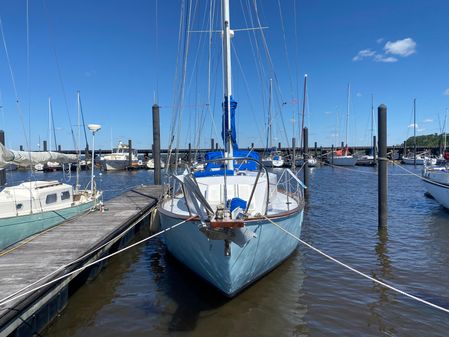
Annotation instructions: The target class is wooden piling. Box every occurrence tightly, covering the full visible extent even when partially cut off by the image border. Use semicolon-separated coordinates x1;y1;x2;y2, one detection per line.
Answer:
128;139;132;169
43;140;47;152
211;138;214;150
373;135;377;165
19;145;23;151
378;104;388;229
152;104;161;185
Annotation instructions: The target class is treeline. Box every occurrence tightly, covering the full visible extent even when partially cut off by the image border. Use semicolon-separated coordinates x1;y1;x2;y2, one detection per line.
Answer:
404;133;447;148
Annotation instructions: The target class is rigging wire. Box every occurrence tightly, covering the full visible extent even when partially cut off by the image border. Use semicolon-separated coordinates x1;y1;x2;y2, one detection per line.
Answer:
42;0;77;151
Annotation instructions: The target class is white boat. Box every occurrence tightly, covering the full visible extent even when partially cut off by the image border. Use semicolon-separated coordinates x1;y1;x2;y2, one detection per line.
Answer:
402;155;436;165
146;158;166;170
0;181;100;250
423;166;449;209
356;154;375;166
0;144;101;250
262;152;284;167
100;142;140;171
332;155;358;166
158;1;304;297
295;157;318;167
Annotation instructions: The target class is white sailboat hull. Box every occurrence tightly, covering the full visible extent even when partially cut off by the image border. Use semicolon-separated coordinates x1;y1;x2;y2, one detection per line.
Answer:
262;158;284;167
330;156;357;166
423;169;449;209
159;209;303;296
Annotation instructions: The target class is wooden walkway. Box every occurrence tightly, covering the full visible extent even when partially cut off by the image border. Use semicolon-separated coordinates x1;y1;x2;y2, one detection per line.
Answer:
0;185;164;336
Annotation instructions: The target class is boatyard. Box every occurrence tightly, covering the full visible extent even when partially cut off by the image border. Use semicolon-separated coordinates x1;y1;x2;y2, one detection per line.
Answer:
0;0;449;336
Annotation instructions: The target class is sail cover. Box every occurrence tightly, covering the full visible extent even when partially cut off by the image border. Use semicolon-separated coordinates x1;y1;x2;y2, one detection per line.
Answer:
0;143;77;168
222;96;238;150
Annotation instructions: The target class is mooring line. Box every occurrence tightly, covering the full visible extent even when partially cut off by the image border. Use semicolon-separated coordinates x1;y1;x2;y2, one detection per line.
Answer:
0;216;192;308
264;215;449;314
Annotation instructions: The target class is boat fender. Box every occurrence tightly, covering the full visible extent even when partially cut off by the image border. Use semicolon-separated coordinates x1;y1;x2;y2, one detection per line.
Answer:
138;160;143;166
149;207;161;233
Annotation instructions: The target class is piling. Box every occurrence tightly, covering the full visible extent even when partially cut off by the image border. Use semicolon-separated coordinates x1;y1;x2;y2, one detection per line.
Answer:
314;141;317;158
331;144;334;166
392;145;395;165
303;127;309;197
211;138;214;150
341;141;344;150
152;104;161;185
251;142;254;148
216;143;219;150
292;137;296;170
278;142;281;150
19;145;23;151
188;143;191;163
43;140;47;152
128;139;132;169
0;130;5;186
58;145;61;152
378;104;387;229
373;135;377;165
403;140;406;159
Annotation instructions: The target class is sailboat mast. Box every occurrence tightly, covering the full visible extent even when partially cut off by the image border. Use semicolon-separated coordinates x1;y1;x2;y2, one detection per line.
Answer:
345;83;350;155
444;108;447;152
48;97;52;152
371;94;374;150
76;92;81;193
268;78;273;149
222;0;233;169
300;74;307;148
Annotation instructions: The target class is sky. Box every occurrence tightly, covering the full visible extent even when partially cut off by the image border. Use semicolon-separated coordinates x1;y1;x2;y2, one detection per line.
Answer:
0;0;448;151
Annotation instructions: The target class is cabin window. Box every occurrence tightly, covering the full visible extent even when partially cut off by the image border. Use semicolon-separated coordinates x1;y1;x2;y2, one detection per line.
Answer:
16;203;23;210
46;193;57;204
61;191;71;200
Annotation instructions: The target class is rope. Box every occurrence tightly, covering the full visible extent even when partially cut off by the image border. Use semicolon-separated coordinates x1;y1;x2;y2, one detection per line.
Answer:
263;215;449;314
0;216;193;308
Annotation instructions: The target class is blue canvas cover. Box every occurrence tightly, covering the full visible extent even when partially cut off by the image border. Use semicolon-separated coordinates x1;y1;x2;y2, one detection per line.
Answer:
193;150;260;177
222;96;238;150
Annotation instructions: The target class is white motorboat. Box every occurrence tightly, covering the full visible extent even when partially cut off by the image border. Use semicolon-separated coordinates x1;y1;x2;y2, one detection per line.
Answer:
100;142;140;171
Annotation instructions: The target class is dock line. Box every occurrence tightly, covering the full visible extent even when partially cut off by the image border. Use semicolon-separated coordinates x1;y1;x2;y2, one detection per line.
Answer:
0;216;193;308
263;215;449;315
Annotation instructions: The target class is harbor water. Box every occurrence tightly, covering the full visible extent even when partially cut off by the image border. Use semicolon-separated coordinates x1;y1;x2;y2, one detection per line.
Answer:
8;165;449;336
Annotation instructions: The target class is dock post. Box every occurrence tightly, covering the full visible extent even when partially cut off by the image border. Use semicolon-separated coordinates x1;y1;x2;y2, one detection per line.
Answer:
278;142;281;150
373;135;377;165
292;137;296;170
303;127;309;196
20;145;23;151
341;141;344;150
251;142;254;148
152;104;161;185
0;130;5;187
331;144;334;166
392;145;395;165
314;141;317;158
378;104;388;229
216;142;219;150
58;145;61;152
188;143;192;164
43;140;47;152
211;138;214;150
128;139;132;169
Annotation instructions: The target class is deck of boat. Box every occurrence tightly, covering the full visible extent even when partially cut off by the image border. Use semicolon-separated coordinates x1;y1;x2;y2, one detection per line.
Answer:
0;185;164;336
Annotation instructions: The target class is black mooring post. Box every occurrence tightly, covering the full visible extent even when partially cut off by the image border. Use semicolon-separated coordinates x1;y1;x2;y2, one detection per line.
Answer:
292;137;296;170
378;104;388;229
20;145;23;151
0;130;6;186
251;142;254;148
216;142;219;150
278;142;281;150
58;145;61;152
188;143;192;164
152;104;161;185
128;139;132;169
373;135;377;165
341;141;344;150
392;145;395;165
43;140;47;152
303;127;309;197
211;138;214;150
314;141;317;158
331;144;334;166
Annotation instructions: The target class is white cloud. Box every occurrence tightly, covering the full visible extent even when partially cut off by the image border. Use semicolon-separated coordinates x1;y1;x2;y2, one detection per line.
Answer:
356;92;362;97
374;55;398;63
324;111;332;115
408;123;418;129
353;49;376;61
423;118;433;123
443;88;449;96
376;38;384;44
384;38;416;57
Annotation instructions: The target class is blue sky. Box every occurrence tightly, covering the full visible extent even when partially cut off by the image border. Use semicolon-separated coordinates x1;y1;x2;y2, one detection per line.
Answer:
0;0;448;150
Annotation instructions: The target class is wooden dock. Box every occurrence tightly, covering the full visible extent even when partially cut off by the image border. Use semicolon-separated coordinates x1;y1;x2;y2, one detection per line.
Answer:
0;185;164;337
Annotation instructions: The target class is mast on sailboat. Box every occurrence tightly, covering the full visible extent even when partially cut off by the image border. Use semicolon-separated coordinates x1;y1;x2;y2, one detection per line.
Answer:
371;94;374;153
345;83;351;156
268;78;273;150
222;0;234;170
300;74;307;150
413;98;416;165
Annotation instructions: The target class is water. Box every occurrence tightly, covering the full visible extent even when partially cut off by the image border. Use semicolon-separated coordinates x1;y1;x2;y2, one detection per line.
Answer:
9;166;449;336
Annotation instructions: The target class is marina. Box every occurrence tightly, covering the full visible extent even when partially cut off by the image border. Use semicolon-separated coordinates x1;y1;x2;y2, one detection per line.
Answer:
0;0;448;336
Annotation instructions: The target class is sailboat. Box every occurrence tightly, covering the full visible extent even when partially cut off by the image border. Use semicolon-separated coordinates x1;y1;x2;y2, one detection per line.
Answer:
0;144;101;250
332;83;357;166
158;1;305;297
402;99;436;165
261;79;284;168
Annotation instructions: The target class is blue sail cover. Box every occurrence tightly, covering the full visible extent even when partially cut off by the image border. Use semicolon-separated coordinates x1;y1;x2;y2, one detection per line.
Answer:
222;96;238;150
193;150;260;177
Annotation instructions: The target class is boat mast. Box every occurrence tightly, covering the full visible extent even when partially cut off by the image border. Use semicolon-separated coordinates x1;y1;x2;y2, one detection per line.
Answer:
300;74;307;149
444;108;448;153
268;78;273;149
413;98;416;165
371;94;374;152
76;92;81;193
48;97;52;152
345;83;350;155
222;0;233;170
